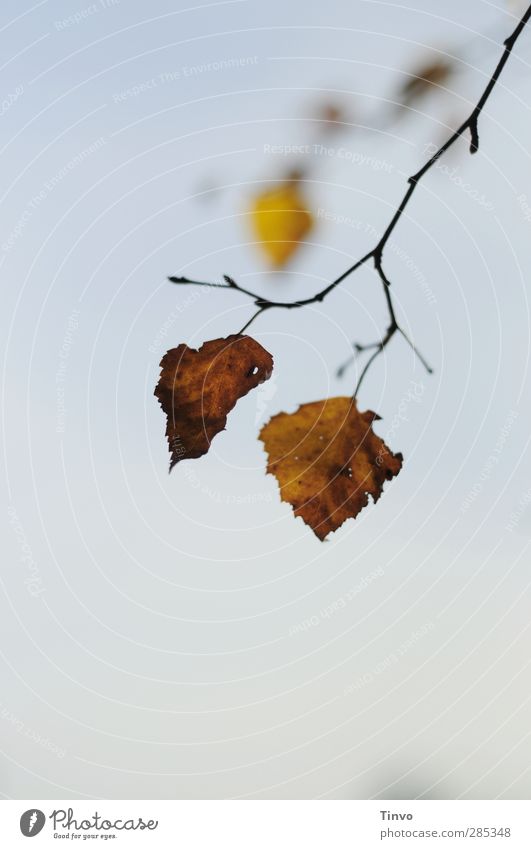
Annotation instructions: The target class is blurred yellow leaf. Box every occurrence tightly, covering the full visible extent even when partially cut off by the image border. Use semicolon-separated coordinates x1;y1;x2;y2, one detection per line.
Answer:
250;181;313;267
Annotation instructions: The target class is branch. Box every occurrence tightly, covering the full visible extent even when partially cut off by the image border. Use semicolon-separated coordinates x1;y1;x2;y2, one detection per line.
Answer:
341;256;434;395
168;4;531;393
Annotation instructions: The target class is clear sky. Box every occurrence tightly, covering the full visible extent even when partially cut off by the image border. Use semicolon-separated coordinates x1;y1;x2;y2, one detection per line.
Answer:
1;0;531;799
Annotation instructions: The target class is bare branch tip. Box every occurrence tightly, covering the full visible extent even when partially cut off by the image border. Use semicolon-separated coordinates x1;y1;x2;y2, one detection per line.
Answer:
469;121;479;154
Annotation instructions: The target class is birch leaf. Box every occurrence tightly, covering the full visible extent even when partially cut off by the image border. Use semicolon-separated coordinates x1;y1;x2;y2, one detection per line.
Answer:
260;397;402;540
155;335;273;471
250;181;313;267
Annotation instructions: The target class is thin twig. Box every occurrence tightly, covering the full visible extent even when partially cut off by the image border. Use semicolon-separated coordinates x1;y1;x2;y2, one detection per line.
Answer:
237;308;267;334
168;4;531;394
336;341;380;379
349;251;434;392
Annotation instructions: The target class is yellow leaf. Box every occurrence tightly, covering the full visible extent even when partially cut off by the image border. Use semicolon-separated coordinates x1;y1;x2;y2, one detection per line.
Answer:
250;182;313;267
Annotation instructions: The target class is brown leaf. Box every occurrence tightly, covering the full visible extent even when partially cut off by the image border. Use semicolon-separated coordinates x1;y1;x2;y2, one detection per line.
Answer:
259;397;402;540
249;181;313;267
399;58;453;106
313;100;348;134
155;335;273;471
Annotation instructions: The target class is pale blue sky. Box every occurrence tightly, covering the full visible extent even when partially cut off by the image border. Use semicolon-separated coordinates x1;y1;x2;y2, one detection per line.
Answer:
1;0;531;799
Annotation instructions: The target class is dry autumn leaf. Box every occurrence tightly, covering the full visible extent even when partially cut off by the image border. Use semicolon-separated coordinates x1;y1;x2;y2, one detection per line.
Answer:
155;335;273;471
250;181;313;267
260;397;402;540
399;58;453;107
313;100;348;134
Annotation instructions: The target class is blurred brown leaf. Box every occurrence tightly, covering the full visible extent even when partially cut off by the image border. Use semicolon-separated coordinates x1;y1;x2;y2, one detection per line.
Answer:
313;100;349;133
399;58;453;107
